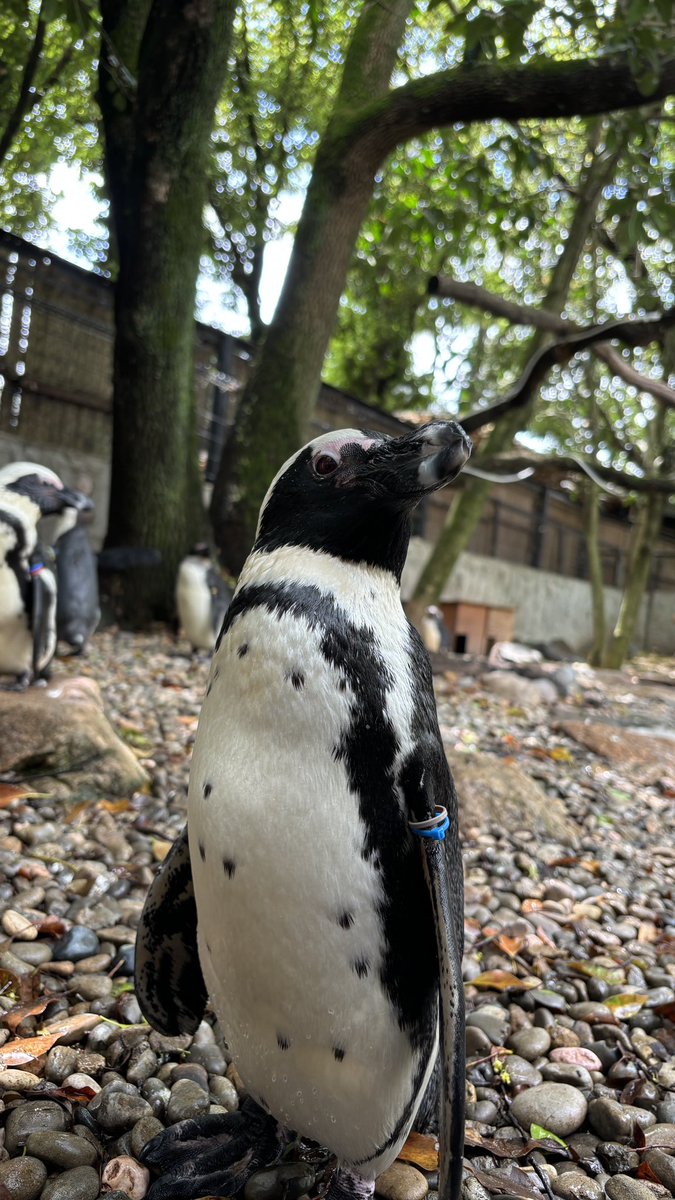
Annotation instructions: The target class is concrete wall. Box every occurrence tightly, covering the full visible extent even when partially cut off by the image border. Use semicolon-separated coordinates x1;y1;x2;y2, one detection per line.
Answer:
402;541;675;655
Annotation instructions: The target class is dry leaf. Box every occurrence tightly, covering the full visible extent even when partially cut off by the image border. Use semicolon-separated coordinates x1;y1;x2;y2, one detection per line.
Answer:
604;993;648;1019
2;997;51;1034
35;915;68;937
0;784;49;808
496;935;524;957
398;1131;439;1170
42;1012;103;1040
637;1163;663;1185
48;1083;98;1102
0;1031;61;1066
470;1164;542;1200
99;798;132;814
471;970;539;992
568;961;624;984
521;899;543;914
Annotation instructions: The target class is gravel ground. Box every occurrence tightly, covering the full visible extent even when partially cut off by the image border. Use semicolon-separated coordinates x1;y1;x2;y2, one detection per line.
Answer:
0;630;673;1200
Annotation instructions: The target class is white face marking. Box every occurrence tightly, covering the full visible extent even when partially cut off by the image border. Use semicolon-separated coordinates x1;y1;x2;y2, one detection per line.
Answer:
0;462;64;490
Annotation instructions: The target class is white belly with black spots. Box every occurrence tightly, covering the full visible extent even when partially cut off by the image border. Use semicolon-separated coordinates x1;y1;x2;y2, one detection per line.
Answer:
188;548;437;1172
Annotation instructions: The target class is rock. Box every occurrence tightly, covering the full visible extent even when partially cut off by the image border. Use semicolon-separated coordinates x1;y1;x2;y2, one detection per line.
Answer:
208;1075;239;1111
559;721;675;773
596;1144;639;1175
102;1155;151;1199
39;1164;100;1200
507;1027;551;1060
0;683;148;800
510;1083;588;1137
0;1155;47;1200
375;1162;429;1200
4;1100;68;1155
642;1124;675;1150
95;1090;153;1134
549;1172;603;1200
130;1114;165;1159
0;1069;41;1090
447;751;578;843
541;1062;593;1089
24;1129;98;1168
52;927;101;962
1;909;37;939
587;1098;632;1142
604;1175;660;1200
643;1149;675;1193
550;1048;603;1071
244;1163;317;1200
166;1078;211;1123
480;670;551;708
45;1045;78;1083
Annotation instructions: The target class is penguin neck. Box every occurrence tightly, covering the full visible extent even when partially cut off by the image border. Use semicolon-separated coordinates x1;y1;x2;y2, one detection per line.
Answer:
0;490;40;555
238;544;403;615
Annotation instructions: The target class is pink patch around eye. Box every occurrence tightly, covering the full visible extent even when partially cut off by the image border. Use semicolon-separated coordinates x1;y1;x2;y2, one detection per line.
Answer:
318;435;378;461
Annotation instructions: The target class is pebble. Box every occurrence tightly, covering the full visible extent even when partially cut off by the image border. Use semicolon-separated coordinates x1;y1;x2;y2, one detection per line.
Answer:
101;1155;150;1199
244;1163;317;1200
511;1083;588;1136
24;1130;97;1168
39;1164;100;1200
604;1176;660;1200
166;1078;211;1123
507;1027;551;1060
587;1097;632;1142
4;1101;68;1155
52;927;100;962
0;1069;41;1091
375;1162;428;1200
643;1149;675;1193
549;1172;603;1200
1;909;38;939
95;1089;153;1133
0;1156;47;1200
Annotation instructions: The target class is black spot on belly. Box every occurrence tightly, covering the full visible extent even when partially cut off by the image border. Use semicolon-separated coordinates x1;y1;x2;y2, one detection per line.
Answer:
198;841;206;862
277;1034;290;1050
203;782;212;799
352;957;370;979
333;1046;345;1062
337;677;347;693
290;671;304;690
337;911;354;930
206;681;212;696
223;858;236;878
238;642;248;658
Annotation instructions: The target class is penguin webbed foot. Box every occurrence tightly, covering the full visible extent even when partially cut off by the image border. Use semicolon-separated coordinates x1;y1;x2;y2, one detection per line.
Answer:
324;1168;375;1200
2;671;31;692
141;1097;288;1200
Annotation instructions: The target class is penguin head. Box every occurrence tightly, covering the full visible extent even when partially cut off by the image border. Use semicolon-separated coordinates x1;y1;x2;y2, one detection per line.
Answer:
0;462;93;518
254;422;471;579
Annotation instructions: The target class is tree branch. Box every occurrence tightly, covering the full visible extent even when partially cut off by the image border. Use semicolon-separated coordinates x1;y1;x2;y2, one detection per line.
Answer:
430;274;675;409
459;310;675;436
0;1;47;166
348;54;675;166
479;452;675;496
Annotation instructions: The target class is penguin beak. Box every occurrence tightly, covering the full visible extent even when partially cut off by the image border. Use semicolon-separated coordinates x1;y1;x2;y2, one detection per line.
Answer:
368;422;472;502
60;487;94;514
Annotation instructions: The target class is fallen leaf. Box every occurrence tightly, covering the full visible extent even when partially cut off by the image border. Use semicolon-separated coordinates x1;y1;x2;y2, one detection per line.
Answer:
35;915;68;937
471;971;539;992
64;800;94;824
2;997;52;1034
41;1012;102;1040
654;1000;675;1022
48;1083;98;1102
568;961;624;984
530;1124;567;1148
0;1031;61;1066
637;922;659;943
470;1164;543;1200
496;935;525;957
637;1163;663;1185
604;993;648;1019
0;784;47;808
398;1130;439;1170
521;899;543;914
17;861;51;880
99;798;132;814
152;839;172;862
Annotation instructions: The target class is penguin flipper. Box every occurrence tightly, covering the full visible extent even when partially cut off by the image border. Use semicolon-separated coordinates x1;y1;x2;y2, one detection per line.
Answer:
30;554;57;679
401;692;465;1200
135;826;208;1036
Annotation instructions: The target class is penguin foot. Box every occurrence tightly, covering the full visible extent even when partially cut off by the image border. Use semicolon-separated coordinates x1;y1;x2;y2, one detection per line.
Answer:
2;671;31;692
141;1097;289;1200
324;1167;375;1200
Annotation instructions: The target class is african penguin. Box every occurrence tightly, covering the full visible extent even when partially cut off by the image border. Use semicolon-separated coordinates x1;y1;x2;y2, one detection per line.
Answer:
175;544;232;653
54;507;101;654
136;421;471;1200
0;462;92;686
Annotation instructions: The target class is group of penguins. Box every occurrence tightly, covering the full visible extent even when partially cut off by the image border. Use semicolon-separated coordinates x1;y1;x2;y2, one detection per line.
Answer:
2;423;473;1200
0;459;232;689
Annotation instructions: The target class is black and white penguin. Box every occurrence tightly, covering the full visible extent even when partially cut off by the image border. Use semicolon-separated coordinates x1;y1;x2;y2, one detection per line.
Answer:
0;462;92;686
136;422;471;1200
54;507;101;654
175;544;232;653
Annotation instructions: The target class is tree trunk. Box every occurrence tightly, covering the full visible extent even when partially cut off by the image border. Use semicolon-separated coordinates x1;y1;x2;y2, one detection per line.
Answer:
99;0;235;621
411;122;619;610
602;491;665;668
210;0;413;571
584;482;606;666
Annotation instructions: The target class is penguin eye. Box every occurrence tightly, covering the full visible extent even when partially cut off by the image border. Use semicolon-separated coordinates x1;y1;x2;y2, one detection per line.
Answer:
313;452;340;477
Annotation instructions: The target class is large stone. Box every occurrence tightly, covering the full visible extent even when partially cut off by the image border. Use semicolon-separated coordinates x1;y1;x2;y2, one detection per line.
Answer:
0;676;147;800
559;720;675;773
447;750;578;844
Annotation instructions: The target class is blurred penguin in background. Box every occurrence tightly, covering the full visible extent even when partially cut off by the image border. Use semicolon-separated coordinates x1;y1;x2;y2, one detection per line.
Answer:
55;505;100;655
0;461;91;687
176;544;232;653
420;605;450;654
